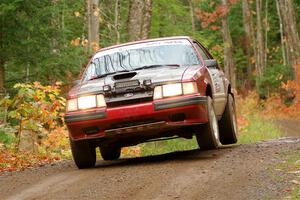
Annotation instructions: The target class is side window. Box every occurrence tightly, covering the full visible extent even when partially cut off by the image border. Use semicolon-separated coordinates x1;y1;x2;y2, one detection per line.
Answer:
194;42;210;60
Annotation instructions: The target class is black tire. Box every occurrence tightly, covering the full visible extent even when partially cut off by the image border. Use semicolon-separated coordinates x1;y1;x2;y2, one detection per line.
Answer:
218;94;238;145
196;96;221;150
100;146;121;160
70;139;96;169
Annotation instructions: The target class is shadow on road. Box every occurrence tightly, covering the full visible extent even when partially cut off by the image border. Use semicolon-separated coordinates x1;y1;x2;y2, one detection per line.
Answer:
93;145;238;169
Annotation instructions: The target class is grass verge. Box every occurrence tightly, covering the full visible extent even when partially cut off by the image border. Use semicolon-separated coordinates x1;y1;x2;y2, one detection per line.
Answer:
236;93;283;144
238;116;282;144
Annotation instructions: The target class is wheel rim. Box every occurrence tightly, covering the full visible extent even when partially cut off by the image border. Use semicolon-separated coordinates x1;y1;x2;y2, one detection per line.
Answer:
231;99;237;135
209;105;219;141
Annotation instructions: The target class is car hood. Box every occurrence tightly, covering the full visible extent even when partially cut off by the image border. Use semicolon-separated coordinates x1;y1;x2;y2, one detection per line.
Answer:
69;65;198;97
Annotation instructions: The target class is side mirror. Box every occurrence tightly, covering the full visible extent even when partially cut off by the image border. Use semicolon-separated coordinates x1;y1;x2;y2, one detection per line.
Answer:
72;80;81;86
204;59;218;68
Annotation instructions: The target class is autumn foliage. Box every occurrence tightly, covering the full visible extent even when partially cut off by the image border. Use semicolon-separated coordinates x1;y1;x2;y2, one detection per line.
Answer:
0;82;69;173
262;63;300;118
237;62;300;127
195;0;237;30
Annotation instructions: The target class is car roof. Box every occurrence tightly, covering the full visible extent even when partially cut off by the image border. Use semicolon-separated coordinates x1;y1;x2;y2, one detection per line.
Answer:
97;36;194;53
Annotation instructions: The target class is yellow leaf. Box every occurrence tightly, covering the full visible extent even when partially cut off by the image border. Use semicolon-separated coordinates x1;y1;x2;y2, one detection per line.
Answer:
81;39;88;47
93;11;99;17
71;38;80;46
74;11;80;17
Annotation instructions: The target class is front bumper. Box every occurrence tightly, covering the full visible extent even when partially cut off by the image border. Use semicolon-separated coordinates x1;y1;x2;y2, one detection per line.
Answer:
65;94;208;141
64;110;106;123
154;96;206;111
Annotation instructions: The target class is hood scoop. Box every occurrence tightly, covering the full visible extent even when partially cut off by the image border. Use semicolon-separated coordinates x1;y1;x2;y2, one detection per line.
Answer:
113;72;137;80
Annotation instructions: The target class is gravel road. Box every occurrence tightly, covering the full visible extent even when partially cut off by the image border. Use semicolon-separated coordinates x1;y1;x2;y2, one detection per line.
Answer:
1;136;300;200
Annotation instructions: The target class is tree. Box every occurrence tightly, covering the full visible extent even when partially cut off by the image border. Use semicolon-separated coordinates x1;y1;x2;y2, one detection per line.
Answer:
0;63;4;94
127;0;152;41
276;0;300;82
221;0;236;90
189;0;196;37
1;0;300;97
0;4;5;92
256;0;265;79
86;0;100;52
141;0;152;39
1;0;87;89
264;0;269;69
114;0;121;44
242;0;257;89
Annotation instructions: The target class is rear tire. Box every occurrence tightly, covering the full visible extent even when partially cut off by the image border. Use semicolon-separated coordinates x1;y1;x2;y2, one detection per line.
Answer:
100;146;121;160
218;94;238;145
196;96;220;150
70;139;96;169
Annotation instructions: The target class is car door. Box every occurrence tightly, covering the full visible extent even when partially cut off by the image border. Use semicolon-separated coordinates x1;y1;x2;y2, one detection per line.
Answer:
193;41;227;118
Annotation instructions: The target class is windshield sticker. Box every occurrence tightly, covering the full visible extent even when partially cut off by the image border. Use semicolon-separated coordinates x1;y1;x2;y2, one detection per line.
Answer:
93;39;191;59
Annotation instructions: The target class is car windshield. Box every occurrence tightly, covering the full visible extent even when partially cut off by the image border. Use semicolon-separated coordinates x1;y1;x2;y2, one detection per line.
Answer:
82;39;201;81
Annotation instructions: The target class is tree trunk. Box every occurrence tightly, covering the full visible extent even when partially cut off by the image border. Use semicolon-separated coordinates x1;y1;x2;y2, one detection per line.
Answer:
86;0;92;52
242;0;257;89
221;0;236;90
114;0;121;44
264;0;269;68
0;60;4;93
276;0;287;66
128;0;152;42
276;0;300;81
127;0;145;42
87;0;100;52
189;0;196;37
61;0;66;43
141;0;152;40
0;17;4;94
256;0;265;79
26;63;30;82
285;0;300;66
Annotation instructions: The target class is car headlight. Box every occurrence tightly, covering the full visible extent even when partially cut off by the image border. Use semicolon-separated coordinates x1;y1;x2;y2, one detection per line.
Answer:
182;82;198;95
67;94;106;112
153;82;198;100
78;95;97;109
162;83;183;97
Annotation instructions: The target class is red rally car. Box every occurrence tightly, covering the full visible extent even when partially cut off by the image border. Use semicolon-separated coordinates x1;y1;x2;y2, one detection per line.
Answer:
65;36;238;169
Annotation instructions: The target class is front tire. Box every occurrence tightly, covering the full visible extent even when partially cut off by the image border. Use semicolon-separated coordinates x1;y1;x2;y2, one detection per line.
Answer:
70;139;96;169
196;96;220;150
218;94;238;145
100;146;121;160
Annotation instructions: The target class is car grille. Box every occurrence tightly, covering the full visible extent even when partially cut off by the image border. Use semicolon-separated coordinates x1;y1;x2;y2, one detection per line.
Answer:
106;97;152;108
115;80;140;89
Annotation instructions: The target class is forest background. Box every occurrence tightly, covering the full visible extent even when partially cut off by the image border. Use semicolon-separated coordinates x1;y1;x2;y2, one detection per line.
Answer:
0;0;300;172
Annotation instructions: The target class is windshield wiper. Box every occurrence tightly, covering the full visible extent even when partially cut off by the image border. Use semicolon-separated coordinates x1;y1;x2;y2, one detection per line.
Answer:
134;64;180;71
89;70;130;81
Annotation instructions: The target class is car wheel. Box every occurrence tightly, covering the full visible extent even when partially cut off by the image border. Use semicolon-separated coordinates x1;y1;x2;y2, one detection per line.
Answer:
100;146;121;160
218;94;238;145
70;139;96;169
196;96;221;150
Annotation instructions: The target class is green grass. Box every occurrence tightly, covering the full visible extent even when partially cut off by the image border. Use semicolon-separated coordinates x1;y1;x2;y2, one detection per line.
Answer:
139;136;198;156
238;116;282;144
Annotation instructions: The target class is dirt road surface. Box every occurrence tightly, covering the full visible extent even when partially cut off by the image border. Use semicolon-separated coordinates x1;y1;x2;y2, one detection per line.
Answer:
1;136;300;200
